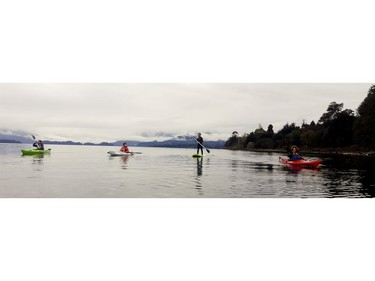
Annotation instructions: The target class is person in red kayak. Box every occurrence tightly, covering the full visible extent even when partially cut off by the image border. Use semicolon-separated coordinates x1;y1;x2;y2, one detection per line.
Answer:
120;142;130;153
288;145;303;160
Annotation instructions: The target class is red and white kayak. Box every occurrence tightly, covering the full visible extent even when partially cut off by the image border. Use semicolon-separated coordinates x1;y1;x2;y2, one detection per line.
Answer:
279;157;321;169
107;151;142;157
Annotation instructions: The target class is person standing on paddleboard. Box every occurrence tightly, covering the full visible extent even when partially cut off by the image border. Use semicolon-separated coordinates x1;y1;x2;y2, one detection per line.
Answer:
196;133;204;155
120;143;130;153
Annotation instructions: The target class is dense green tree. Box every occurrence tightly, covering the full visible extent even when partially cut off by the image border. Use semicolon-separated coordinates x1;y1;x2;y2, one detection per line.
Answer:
245;132;257;145
285;128;302;147
318;102;344;124
323;110;355;147
354;85;375;149
225;134;239;148
272;123;299;148
318;102;356;147
254;138;274;149
267;124;274;135
300;130;322;147
225;85;375;151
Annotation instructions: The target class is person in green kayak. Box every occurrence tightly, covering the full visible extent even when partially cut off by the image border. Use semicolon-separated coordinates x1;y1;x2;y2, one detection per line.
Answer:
120;142;130;153
196;133;204;155
288;145;303;161
33;140;44;150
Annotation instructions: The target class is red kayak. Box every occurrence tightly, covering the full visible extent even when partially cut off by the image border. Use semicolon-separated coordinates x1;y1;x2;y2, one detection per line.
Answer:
279;157;321;169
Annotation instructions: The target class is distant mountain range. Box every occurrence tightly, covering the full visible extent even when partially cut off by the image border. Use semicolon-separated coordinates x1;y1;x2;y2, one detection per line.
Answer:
0;131;34;143
0;131;225;149
0;139;21;143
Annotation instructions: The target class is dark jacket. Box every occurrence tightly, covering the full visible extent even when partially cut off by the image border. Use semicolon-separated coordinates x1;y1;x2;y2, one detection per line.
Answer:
196;136;203;147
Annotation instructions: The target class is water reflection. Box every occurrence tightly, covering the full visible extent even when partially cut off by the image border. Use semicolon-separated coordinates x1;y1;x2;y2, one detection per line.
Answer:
320;155;375;198
22;154;45;171
196;157;203;176
108;155;130;169
193;157;204;196
195;157;203;189
32;155;44;164
359;168;375;197
22;154;44;159
320;169;362;197
120;155;130;169
282;165;320;174
254;162;274;172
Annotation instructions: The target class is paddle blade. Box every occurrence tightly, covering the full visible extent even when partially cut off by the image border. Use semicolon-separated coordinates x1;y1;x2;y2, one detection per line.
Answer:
206;148;210;153
32;135;36;140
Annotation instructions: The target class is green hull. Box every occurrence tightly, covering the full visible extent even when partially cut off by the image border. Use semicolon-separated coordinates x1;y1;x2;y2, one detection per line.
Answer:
21;149;51;155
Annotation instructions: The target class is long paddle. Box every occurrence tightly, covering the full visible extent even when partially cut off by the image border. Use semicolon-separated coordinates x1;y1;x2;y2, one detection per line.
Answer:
195;139;210;154
31;135;47;150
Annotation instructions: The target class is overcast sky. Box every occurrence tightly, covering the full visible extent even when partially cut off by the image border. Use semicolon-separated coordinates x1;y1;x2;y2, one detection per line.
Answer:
1;1;374;144
0;83;372;143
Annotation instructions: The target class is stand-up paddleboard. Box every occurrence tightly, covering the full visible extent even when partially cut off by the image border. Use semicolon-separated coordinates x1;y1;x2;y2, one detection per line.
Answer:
108;151;142;156
192;154;204;158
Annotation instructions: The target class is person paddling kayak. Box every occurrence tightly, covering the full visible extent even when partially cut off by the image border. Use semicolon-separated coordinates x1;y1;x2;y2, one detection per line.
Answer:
288;145;303;161
120;142;130;153
108;143;142;156
33;140;44;150
280;145;321;169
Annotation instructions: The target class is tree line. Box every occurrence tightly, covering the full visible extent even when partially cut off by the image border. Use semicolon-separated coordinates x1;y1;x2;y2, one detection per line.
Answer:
224;85;375;152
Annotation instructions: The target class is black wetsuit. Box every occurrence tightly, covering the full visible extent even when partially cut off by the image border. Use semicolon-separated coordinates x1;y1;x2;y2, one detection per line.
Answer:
196;136;204;155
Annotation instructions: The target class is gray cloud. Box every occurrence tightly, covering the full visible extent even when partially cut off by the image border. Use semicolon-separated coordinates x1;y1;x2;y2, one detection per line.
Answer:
0;83;372;142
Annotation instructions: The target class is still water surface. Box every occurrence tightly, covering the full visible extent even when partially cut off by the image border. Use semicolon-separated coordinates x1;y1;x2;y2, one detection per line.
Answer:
1;144;375;198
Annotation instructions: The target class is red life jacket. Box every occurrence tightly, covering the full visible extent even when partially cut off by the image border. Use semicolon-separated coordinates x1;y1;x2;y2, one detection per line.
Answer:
120;146;129;153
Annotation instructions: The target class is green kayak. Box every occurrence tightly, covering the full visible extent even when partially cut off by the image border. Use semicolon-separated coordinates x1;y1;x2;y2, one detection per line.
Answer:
21;149;51;155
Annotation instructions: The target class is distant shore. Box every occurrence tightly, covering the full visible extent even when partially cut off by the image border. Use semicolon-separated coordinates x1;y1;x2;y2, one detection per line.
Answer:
0;139;21;144
227;148;375;157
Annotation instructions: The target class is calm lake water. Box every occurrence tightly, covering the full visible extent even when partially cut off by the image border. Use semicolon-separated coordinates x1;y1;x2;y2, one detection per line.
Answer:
1;143;375;198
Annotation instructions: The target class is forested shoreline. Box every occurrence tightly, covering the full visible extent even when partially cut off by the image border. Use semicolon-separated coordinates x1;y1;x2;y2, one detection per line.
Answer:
224;85;375;156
